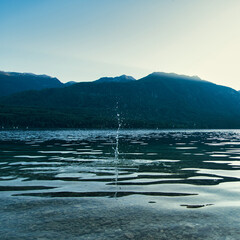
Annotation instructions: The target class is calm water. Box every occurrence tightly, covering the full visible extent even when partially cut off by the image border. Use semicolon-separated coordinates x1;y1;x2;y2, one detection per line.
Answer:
1;129;240;239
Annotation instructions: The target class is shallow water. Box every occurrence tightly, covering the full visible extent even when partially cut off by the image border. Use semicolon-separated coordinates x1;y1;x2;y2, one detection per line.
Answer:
1;129;240;239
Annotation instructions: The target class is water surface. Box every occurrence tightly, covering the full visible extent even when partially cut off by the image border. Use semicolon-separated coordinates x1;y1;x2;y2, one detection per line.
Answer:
1;129;240;239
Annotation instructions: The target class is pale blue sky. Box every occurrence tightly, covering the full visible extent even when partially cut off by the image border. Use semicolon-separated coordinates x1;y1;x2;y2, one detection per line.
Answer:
1;0;240;89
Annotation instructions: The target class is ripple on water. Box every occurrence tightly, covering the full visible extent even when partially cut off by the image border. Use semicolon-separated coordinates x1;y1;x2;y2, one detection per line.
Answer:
9;161;63;166
205;160;240;166
210;154;230;157
14;155;46;158
38;151;78;154
175;147;198;150
1;130;240;206
196;168;240;179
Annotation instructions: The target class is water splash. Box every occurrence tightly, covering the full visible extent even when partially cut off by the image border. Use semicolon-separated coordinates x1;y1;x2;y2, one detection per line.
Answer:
114;103;121;198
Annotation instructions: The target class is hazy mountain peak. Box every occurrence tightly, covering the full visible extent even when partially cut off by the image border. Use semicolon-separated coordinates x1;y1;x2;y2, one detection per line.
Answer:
95;75;136;83
0;70;61;81
147;72;205;82
0;70;63;96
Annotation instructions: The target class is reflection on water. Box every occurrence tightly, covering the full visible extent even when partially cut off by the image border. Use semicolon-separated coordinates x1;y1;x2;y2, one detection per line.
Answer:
1;129;240;239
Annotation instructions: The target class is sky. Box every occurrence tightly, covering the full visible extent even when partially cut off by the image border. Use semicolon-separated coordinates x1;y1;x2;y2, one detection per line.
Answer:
1;0;240;89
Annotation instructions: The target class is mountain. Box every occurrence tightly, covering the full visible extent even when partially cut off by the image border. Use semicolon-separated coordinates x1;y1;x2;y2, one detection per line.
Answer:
145;72;204;82
1;72;240;129
95;75;136;83
65;81;77;86
0;71;63;96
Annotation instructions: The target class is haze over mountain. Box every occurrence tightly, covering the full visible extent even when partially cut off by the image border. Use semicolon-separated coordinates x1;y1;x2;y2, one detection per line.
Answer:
0;71;137;97
0;71;64;96
1;71;240;129
95;75;136;83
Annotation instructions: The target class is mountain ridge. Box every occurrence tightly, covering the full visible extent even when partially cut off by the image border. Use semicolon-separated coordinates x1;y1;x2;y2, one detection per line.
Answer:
1;71;240;129
0;71;64;96
94;75;136;83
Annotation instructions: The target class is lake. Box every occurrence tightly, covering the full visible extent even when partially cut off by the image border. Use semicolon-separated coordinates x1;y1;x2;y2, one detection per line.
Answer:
1;129;240;239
